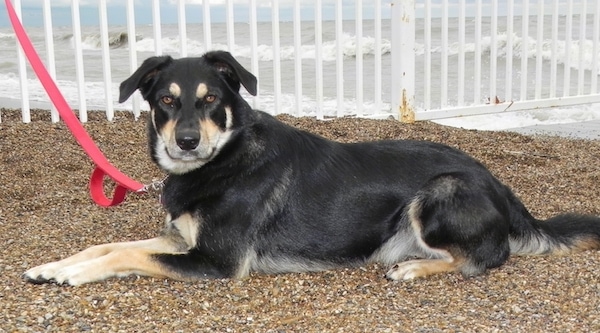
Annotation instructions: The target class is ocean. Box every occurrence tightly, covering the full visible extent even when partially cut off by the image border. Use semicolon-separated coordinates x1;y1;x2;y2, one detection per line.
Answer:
1;14;599;130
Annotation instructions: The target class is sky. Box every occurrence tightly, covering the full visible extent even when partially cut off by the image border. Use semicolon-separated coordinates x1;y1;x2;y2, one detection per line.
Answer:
1;1;589;28
0;0;389;28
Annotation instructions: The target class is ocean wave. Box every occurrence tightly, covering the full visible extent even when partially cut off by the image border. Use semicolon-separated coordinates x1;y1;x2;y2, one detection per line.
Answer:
60;31;141;50
0;32;15;39
418;32;600;74
237;33;393;61
133;33;392;61
104;31;597;73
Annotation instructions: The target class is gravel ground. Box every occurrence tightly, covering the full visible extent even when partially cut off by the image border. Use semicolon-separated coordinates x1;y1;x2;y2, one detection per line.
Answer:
1;108;599;332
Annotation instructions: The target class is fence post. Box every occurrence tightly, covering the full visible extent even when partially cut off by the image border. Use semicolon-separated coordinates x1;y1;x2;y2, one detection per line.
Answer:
14;0;31;123
99;0;114;121
391;0;415;123
71;0;87;122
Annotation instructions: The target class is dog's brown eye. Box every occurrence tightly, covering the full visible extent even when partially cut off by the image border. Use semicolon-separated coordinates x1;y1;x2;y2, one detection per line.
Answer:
161;96;174;105
204;95;216;103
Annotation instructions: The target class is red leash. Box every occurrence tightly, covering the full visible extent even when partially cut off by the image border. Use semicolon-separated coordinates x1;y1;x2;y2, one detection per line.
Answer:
6;0;147;207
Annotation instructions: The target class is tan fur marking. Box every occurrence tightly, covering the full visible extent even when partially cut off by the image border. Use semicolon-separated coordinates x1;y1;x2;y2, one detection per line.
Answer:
162;119;176;142
169;82;181;97
200;118;221;143
390;258;463;279
407;199;452;260
90;247;177;279
551;237;600;255
235;249;257;279
151;108;157;132
44;238;180;268
224;106;233;129
384;198;464;280
170;213;201;249
196;83;208;99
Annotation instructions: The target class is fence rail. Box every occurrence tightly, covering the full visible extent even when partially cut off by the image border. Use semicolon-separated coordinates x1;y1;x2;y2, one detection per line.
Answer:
1;0;599;124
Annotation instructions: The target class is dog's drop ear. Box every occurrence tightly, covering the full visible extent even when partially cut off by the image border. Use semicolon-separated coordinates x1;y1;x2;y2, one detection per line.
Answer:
204;51;258;96
119;56;174;103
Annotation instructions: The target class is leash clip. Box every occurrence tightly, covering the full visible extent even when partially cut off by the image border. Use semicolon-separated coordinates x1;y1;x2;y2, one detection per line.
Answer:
140;176;169;195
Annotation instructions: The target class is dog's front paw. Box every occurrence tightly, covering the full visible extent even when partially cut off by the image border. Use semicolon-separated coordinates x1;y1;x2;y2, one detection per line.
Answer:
23;262;63;284
23;261;99;286
50;263;99;286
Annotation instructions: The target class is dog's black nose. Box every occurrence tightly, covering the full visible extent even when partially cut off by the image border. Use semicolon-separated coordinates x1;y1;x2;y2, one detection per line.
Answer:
176;133;200;150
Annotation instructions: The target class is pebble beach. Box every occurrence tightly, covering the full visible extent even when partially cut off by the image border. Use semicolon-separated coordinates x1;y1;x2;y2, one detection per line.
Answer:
1;108;599;332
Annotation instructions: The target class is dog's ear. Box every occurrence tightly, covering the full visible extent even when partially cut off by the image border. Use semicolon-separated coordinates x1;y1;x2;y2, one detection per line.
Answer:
203;51;258;96
118;56;174;103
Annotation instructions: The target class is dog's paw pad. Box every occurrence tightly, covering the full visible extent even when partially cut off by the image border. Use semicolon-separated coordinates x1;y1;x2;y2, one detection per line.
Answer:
385;262;425;281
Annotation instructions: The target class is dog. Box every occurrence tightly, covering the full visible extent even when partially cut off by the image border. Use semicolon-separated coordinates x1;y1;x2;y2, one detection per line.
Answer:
23;51;600;286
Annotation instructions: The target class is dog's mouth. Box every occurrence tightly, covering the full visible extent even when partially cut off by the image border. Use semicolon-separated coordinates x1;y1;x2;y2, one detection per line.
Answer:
166;148;214;162
180;153;201;162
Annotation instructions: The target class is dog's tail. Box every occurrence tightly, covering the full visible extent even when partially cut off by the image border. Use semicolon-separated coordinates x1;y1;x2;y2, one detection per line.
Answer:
508;195;600;256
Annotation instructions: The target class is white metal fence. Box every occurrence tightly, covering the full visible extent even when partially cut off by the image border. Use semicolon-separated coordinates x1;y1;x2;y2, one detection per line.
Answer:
398;0;600;122
2;0;600;124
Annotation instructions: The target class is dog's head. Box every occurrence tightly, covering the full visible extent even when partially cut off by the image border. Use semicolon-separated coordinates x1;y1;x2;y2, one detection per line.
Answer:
119;51;258;174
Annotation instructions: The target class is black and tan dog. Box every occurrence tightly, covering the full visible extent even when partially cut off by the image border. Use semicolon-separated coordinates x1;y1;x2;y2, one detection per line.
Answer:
24;51;600;286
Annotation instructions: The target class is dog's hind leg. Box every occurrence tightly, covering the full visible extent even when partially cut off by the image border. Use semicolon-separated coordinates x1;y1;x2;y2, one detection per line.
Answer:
386;173;511;280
